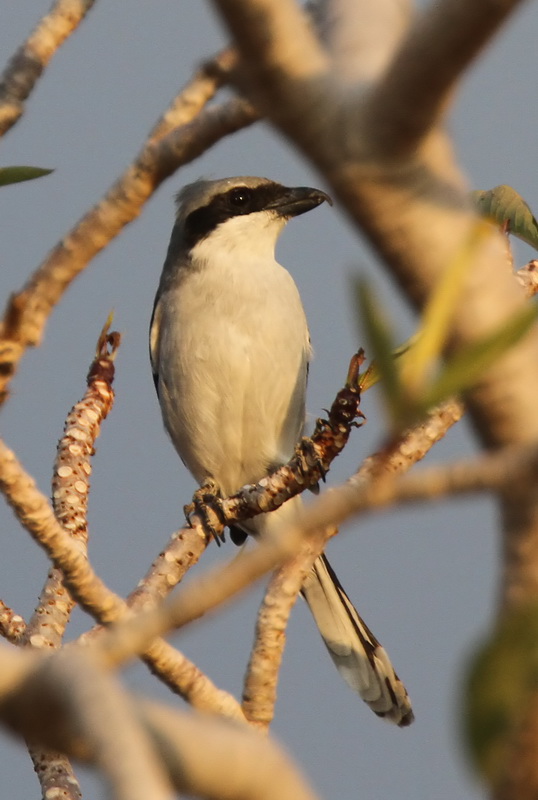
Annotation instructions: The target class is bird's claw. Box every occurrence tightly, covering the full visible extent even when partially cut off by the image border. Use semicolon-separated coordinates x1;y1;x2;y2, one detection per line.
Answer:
184;479;227;546
296;435;327;485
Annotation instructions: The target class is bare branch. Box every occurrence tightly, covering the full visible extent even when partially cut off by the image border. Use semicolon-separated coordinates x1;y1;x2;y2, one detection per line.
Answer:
0;436;245;717
0;49;250;405
242;535;329;730
126;527;214;610
516;260;538;298
0;599;26;644
319;0;412;81
0;0;97;136
359;399;464;480
213;0;329;82
23;322;119;650
0;439;127;622
289;443;538;544
0;645;319;800
220;350;365;530
94;527;301;671
21;322;119;800
2;649;174;800
27;746;82;800
214;0;538;624
366;0;529;155
138;700;321;800
52;322;119;544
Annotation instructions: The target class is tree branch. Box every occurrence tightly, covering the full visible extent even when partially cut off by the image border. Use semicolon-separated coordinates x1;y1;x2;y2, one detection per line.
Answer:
0;48;249;405
318;0;412;81
212;0;538;624
21;321;119;800
242;533;330;730
366;0;528;155
0;599;26;644
0;644;320;800
0;0;97;136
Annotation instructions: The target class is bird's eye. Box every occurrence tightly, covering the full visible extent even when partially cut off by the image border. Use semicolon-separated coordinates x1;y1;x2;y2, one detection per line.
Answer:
229;187;252;207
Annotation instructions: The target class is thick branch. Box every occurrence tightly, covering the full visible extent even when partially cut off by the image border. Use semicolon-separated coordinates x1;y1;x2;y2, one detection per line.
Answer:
0;645;320;800
366;0;528;155
213;0;538;623
319;0;412;81
1;649;174;800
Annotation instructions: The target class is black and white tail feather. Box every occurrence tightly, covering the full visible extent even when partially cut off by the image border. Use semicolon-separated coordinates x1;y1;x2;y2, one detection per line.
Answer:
302;553;413;726
248;496;413;727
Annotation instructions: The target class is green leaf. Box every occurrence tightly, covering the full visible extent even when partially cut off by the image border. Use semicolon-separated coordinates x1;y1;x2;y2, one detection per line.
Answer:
353;277;407;425
403;221;491;394
471;185;538;250
0;166;53;186
358;335;417;392
424;302;538;408
463;603;538;787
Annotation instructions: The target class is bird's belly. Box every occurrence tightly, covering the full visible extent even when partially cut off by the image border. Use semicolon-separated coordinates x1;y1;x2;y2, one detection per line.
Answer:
159;316;307;497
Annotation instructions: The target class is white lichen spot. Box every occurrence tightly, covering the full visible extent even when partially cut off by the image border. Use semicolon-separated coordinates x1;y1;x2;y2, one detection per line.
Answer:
82;462;92;474
68;444;82;456
66;494;79;505
45;787;64;798
29;634;47;648
74;480;87;494
70;428;87;441
57;465;73;478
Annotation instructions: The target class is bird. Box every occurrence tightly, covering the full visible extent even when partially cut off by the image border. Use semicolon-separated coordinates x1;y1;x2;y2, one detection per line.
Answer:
149;175;413;726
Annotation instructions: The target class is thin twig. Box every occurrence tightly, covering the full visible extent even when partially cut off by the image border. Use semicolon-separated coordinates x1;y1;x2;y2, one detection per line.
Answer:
0;49;248;405
242;532;330;729
516;259;538;298
0;0;97;136
291;442;538;544
0;599;26;644
23;320;119;649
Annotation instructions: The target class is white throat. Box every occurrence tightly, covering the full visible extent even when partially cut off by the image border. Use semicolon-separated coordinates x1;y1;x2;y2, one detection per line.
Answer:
191;210;287;266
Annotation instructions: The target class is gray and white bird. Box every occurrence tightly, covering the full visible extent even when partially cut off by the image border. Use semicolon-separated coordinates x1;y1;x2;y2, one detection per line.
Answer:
150;176;413;726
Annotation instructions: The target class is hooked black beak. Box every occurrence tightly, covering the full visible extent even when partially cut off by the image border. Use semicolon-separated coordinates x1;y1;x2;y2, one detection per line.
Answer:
267;185;333;218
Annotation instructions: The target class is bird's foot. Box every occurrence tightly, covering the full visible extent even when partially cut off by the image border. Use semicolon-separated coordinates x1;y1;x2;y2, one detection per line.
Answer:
296;434;326;488
184;479;228;546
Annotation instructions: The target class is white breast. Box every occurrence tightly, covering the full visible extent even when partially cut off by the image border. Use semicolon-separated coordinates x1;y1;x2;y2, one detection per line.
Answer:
154;213;311;497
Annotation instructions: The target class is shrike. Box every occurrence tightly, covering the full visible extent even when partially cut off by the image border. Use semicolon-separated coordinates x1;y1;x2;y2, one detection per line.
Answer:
150;176;413;726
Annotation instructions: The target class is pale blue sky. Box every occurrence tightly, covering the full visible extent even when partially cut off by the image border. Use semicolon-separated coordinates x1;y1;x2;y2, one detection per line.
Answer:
0;3;536;798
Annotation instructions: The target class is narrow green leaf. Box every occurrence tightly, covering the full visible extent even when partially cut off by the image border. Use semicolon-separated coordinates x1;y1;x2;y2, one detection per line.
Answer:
353;277;405;424
424;302;538;408
0;165;53;186
359;334;418;392
471;185;538;250
403;221;491;394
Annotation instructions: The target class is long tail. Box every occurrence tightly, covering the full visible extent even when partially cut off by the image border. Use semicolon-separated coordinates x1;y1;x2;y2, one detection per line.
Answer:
301;553;414;727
